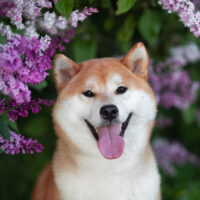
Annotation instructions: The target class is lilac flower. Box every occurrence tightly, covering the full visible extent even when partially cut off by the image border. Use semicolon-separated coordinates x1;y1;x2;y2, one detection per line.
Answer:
38;11;67;35
46;29;75;57
0;0;52;29
0;23;15;40
149;43;200;110
0;34;51;103
170;43;200;66
0;130;44;155
158;0;200;37
68;6;98;28
0;98;54;122
153;138;200;175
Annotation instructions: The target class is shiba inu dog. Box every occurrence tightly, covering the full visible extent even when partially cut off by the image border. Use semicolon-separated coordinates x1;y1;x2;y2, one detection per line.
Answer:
31;43;161;200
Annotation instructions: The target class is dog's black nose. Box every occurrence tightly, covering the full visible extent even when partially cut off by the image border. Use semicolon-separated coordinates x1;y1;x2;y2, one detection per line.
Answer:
100;104;119;121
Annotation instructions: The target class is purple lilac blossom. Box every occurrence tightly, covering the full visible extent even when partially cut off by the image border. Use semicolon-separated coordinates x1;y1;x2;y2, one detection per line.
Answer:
0;6;97;103
0;130;44;155
0;2;98;38
0;34;51;103
0;0;52;29
0;23;15;39
68;7;99;28
153;138;200;175
158;0;200;37
0;98;54;122
149;43;200;110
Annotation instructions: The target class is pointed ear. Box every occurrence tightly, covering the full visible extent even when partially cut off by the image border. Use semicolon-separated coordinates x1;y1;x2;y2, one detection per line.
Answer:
122;42;149;80
53;54;79;91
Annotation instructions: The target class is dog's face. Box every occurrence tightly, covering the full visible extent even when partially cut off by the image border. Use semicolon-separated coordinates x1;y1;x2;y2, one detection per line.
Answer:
53;43;157;160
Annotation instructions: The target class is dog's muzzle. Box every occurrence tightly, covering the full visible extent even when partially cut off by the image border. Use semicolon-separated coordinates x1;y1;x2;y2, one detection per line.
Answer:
85;113;132;159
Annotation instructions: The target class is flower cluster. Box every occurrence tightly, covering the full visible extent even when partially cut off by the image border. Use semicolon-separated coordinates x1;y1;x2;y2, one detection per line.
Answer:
0;1;98;156
69;7;99;28
38;11;67;35
153;138;200;175
0;130;44;155
0;34;51;103
0;0;52;30
158;0;200;37
149;43;200;110
0;5;98;104
0;98;54;122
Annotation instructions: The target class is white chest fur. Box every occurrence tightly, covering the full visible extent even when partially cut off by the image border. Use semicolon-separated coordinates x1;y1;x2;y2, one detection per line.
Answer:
54;152;160;200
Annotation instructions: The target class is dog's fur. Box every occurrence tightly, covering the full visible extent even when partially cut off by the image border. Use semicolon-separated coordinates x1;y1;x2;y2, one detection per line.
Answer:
31;43;161;200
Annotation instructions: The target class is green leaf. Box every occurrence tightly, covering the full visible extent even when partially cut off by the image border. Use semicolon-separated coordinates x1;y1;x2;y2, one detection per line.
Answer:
0;34;6;44
102;0;112;9
0;148;4;154
116;0;137;15
29;81;48;91
23;115;49;136
182;106;196;125
0;119;10;140
1;112;19;132
72;37;97;62
117;14;135;43
55;0;74;19
117;14;135;52
139;10;161;46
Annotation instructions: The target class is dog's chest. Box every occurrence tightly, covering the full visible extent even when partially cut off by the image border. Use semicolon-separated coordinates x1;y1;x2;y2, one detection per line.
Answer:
54;159;159;200
57;170;133;200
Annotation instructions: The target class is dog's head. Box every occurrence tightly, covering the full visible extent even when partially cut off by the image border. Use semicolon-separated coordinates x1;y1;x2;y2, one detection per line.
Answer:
53;43;157;160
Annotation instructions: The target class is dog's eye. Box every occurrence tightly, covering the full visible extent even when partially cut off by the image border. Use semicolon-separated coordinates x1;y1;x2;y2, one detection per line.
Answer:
116;86;128;94
83;90;96;97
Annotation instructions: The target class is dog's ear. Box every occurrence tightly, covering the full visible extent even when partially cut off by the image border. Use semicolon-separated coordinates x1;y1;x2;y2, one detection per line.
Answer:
53;54;79;91
122;42;149;80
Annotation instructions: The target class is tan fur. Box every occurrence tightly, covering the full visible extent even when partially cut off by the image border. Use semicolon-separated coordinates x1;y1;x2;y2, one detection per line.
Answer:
32;43;160;200
54;58;155;103
31;163;61;200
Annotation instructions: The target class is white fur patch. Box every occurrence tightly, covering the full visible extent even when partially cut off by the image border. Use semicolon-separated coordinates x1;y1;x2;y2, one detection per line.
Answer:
54;73;159;200
54;57;71;74
128;46;147;67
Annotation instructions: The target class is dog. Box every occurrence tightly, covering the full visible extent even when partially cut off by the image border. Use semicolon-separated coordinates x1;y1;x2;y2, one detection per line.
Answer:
31;42;161;200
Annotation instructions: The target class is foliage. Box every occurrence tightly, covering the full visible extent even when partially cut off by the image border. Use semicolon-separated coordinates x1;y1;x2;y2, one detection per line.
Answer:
0;0;200;199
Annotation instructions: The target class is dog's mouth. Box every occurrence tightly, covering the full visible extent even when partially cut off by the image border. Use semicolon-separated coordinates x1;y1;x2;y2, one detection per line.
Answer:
85;113;132;160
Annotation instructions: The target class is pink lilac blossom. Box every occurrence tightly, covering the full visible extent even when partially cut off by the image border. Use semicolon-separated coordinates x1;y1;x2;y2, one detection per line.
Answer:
0;34;51;103
170;43;200;66
0;1;98;38
158;0;200;37
149;43;200;110
153;138;200;175
0;5;97;103
0;98;54;122
38;11;67;35
0;130;44;155
0;0;52;29
0;23;15;40
68;7;99;28
24;21;39;38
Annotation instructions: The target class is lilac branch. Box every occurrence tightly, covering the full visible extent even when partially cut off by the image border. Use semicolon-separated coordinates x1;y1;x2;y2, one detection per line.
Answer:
0;130;44;155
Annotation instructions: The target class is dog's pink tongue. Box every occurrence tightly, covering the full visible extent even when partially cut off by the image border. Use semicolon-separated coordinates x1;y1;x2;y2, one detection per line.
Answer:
97;124;124;159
